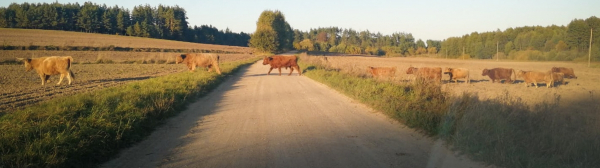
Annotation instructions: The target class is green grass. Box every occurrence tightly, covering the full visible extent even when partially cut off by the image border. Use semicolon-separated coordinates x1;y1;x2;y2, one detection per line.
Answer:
0;57;260;167
299;54;600;168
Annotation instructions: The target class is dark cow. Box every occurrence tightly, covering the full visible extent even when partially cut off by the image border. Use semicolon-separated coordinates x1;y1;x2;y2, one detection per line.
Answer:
367;66;396;79
516;70;553;88
481;68;515;83
176;53;221;74
551;67;577;79
550;72;565;87
406;66;442;83
17;56;75;85
262;55;301;76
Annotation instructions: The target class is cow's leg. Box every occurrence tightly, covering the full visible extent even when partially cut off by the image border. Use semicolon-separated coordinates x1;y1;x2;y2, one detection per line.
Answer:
39;74;46;85
288;67;294;76
278;67;282;76
67;71;73;85
268;67;273;75
57;73;65;85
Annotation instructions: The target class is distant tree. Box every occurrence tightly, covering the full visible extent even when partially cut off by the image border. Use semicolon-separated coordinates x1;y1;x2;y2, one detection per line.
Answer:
427;47;437;54
249;10;293;53
416;39;426;49
566;19;590;51
298;39;314;51
249;29;278;53
555;40;568;52
504;41;514;55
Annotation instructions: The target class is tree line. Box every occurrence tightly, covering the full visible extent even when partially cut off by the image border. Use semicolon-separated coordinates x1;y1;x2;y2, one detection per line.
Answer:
442;16;599;61
0;2;250;47
256;11;597;61
291;27;442;56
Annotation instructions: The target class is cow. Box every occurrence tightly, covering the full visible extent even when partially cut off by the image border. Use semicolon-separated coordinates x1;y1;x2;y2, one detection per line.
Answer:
367;66;396;79
17;56;75;85
550;72;565;87
551;67;577;79
516;70;554;88
443;68;470;84
406;66;442;83
481;68;515;83
262;55;301;76
176;53;221;74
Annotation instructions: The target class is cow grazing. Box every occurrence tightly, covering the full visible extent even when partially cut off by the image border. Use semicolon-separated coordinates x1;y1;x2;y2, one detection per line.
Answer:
443;68;470;84
17;56;75;85
406;66;442;82
176;53;221;74
551;67;577;79
262;55;301;76
516;70;554;88
481;68;515;83
367;66;396;79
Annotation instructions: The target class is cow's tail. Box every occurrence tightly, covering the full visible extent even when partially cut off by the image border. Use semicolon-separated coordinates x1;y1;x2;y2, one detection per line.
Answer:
66;56;73;70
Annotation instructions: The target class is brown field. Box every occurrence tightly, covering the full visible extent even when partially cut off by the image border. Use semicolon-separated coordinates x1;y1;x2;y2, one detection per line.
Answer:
0;28;252;54
312;54;600;111
0;28;257;113
0;52;256;113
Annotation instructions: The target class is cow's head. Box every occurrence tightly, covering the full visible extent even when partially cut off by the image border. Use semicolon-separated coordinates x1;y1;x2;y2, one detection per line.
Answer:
262;56;272;65
406;67;416;74
551;67;558;72
16;58;34;72
176;54;187;64
481;69;489;76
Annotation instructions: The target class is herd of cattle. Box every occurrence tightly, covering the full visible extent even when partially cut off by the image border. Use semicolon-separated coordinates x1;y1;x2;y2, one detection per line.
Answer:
15;54;303;86
15;54;577;88
368;66;577;88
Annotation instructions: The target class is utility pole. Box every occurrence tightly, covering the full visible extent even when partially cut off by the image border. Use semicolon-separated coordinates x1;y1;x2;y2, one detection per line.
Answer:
590;28;593;68
496;41;499;61
462;46;465;60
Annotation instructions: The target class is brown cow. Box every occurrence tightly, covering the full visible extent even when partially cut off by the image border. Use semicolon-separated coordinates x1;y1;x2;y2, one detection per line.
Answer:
262;55;301;76
17;56;75;85
443;68;470;84
516;70;554;88
367;66;396;79
551;67;577;79
482;68;515;83
176;53;221;74
550;72;565;87
406;66;442;82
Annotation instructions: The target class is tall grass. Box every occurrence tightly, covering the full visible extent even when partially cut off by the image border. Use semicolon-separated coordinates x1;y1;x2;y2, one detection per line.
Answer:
299;53;600;168
0;57;260;167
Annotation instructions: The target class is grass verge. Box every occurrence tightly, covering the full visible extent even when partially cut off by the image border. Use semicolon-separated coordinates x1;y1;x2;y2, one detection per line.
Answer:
299;54;600;168
0;57;260;167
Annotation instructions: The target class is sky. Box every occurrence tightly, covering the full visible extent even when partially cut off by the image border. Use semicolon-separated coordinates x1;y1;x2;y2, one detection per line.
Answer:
2;0;599;41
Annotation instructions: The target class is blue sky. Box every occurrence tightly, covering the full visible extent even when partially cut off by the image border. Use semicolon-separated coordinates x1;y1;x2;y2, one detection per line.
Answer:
2;0;599;40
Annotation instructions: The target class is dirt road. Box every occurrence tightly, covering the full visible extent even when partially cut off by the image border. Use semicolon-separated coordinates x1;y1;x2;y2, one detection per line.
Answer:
102;61;489;168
